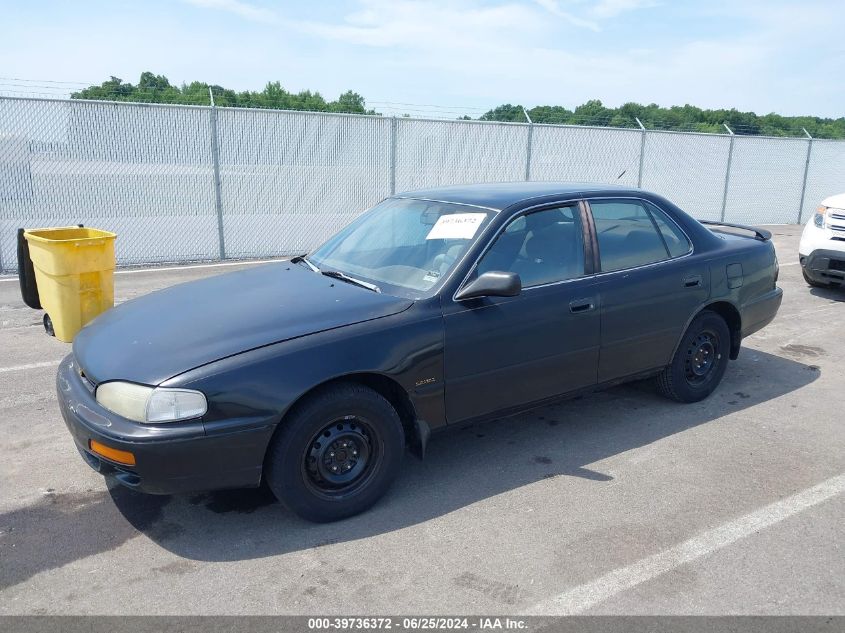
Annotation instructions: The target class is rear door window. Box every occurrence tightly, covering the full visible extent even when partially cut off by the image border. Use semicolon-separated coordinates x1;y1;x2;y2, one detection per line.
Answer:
590;200;671;272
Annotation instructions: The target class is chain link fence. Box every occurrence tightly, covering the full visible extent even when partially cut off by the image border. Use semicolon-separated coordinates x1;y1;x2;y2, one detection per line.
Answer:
2;95;845;273
215;108;392;260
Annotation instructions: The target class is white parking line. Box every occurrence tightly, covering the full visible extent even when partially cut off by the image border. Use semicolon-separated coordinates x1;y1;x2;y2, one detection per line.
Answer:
524;473;845;615
0;258;286;282
778;303;842;319
0;360;61;373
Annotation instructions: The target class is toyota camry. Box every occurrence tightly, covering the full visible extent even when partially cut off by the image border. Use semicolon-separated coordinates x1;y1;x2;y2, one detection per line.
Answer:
57;182;783;522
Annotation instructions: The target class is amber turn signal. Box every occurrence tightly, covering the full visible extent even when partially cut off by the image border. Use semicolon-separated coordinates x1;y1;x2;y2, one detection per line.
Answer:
89;439;136;466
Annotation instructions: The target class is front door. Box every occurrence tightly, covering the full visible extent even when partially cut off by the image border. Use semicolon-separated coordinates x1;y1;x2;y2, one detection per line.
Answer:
442;204;601;423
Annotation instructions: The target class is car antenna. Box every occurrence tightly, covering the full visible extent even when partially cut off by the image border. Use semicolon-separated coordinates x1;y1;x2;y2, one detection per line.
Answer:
616;169;627;180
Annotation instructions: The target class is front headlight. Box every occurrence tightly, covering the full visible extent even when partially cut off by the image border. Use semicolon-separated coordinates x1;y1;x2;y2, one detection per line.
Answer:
96;381;207;423
814;206;827;228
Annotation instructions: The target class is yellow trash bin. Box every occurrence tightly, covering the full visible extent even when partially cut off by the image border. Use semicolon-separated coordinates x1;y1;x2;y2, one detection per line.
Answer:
23;227;116;342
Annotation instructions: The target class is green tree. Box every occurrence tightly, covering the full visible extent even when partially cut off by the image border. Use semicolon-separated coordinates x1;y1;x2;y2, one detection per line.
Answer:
70;72;845;138
479;104;527;122
478;100;845;139
71;72;378;115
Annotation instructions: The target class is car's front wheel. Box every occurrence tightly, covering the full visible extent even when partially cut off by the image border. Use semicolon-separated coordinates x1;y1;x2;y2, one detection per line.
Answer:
657;310;730;403
265;383;404;522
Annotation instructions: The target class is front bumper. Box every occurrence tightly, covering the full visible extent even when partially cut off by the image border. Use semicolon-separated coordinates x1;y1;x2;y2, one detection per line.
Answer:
800;249;845;285
56;354;276;494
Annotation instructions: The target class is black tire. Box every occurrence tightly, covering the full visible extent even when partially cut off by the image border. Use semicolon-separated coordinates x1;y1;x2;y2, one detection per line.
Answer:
265;383;404;522
802;269;830;288
43;313;55;337
657;310;730;403
17;228;41;310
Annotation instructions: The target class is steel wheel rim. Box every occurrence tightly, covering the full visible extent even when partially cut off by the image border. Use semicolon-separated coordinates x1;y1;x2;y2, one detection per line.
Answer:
684;330;720;385
302;416;380;498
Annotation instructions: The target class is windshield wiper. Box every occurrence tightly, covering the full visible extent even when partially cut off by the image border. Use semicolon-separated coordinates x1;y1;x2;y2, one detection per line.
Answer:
290;254;320;273
321;270;381;293
291;255;380;293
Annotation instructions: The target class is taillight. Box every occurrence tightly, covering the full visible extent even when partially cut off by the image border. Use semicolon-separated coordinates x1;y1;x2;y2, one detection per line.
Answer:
773;250;779;285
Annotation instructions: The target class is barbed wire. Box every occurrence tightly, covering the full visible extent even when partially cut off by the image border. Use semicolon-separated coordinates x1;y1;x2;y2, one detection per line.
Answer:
0;76;93;85
0;82;839;138
369;100;490;111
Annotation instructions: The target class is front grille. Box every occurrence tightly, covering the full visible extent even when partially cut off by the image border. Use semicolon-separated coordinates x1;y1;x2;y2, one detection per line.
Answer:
829;211;845;232
829;259;845;272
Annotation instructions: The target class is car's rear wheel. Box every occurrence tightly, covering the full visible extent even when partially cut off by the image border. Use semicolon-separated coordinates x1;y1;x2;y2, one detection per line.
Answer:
657;310;730;403
265;383;404;522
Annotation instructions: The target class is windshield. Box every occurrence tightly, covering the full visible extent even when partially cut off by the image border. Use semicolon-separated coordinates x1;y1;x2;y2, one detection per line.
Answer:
309;198;493;298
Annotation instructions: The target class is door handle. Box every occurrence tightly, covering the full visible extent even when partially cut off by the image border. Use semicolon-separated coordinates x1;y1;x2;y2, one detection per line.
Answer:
569;298;595;313
683;274;703;288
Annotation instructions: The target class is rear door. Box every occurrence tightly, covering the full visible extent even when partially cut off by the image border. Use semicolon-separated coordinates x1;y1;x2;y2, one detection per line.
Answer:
587;198;710;383
442;203;601;423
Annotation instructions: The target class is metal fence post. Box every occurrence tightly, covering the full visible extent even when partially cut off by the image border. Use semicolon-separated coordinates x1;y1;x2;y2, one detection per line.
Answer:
635;117;646;187
797;128;814;224
523;107;533;181
208;88;226;259
389;116;397;195
720;124;735;222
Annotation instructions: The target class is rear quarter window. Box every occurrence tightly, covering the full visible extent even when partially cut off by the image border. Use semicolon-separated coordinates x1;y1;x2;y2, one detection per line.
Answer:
645;201;692;258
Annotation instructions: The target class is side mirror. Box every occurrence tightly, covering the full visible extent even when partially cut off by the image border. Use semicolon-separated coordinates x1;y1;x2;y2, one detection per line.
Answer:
455;271;521;301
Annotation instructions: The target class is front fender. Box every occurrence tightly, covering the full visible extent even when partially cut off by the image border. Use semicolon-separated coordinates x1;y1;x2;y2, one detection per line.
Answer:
163;303;445;441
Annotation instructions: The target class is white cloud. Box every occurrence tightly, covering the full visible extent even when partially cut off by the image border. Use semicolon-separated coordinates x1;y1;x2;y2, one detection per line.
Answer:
171;0;842;116
589;0;658;19
534;0;656;27
296;1;550;48
4;0;843;117
533;0;600;31
181;0;276;23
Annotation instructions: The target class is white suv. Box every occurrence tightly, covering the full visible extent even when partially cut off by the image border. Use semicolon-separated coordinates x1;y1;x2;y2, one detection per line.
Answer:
799;193;845;288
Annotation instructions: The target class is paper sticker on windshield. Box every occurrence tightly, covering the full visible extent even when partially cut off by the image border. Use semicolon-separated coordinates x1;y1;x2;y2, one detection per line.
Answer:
425;213;486;240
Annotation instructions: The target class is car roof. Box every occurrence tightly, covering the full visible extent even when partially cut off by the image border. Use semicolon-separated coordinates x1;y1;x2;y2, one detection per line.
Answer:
394;181;635;211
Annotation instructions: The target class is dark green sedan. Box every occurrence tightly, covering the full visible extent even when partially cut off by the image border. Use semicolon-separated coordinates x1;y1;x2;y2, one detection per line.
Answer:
58;182;783;522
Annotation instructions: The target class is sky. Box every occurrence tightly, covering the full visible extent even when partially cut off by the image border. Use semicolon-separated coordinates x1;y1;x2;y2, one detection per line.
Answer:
1;0;843;118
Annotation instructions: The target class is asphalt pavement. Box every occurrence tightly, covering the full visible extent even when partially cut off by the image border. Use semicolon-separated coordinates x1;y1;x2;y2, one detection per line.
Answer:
0;225;842;615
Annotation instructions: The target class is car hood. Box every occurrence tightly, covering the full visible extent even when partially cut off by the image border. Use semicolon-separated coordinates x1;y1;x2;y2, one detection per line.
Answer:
821;193;845;209
74;262;413;385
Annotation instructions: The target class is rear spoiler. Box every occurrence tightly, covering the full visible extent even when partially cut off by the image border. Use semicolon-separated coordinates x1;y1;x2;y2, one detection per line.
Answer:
698;220;772;242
